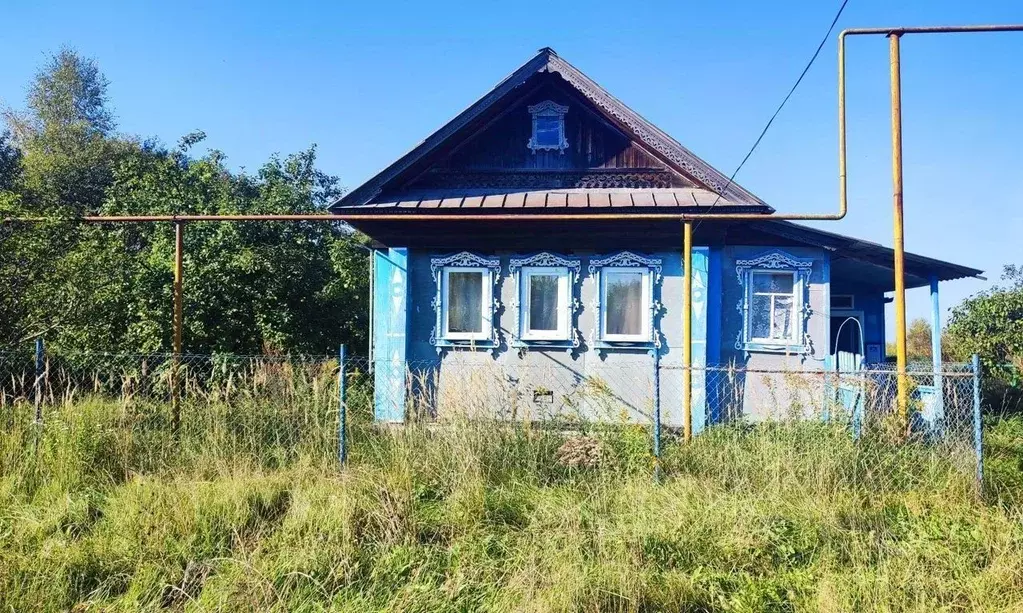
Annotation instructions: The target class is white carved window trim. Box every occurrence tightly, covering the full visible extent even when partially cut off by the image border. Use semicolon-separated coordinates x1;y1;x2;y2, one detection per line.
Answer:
735;250;814;353
527;100;569;153
588;252;663;352
441;267;492;341
600;267;653;343
747;270;800;345
430;252;501;353
509;252;581;350
521;268;570;340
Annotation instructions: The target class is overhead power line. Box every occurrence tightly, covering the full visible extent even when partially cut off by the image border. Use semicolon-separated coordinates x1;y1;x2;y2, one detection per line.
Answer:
706;0;851;212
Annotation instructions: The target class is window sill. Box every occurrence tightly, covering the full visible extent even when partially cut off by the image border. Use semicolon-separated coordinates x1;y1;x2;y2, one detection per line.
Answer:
593;339;659;357
434;338;500;354
742;341;808;354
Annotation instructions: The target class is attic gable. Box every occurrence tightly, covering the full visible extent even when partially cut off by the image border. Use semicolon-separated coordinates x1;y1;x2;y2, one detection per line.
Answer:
331;48;767;211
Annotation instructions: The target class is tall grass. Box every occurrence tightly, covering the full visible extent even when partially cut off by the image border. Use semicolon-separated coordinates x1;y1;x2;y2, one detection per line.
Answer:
1;390;1022;612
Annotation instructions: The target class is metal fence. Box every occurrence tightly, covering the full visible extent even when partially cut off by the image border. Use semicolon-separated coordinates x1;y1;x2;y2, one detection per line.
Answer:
0;344;983;490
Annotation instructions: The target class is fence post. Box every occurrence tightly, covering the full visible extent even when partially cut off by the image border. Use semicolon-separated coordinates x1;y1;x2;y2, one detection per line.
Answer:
972;354;983;493
653;350;661;483
34;337;44;424
338;344;348;465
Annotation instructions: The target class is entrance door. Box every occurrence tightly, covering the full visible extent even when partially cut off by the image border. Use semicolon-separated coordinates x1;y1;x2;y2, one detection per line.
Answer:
830;313;864;358
827;312;865;433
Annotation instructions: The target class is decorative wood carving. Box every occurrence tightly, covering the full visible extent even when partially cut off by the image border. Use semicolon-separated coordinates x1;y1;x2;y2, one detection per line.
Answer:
411;169;677;190
429;252;502;354
508;252;582;353
733;250;814;354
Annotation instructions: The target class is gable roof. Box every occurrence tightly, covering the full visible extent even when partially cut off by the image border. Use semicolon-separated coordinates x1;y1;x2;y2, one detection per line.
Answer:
330;47;768;212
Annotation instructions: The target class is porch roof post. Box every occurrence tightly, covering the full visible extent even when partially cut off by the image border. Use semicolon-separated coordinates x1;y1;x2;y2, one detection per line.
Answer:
930;274;941;371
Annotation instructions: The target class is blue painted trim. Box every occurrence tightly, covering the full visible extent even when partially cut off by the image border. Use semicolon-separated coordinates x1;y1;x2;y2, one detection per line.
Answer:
930;274;945;425
690;247;709;435
822;253;832;357
706;248;722;424
930;275;942;368
372;248;408;422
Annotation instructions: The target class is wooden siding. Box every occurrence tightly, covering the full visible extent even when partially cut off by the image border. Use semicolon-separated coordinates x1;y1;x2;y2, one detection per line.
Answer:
389;74;696;194
440;82;672;172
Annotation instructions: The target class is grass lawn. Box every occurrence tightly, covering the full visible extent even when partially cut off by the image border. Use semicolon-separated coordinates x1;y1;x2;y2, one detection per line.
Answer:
1;397;1022;612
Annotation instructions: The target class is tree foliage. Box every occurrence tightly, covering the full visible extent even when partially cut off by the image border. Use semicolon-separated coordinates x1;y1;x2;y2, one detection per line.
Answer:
1;49;367;355
946;265;1023;382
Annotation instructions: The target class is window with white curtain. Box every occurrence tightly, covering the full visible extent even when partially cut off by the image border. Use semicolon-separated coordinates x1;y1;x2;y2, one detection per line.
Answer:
441;267;491;340
600;267;651;342
520;267;570;340
749;271;797;343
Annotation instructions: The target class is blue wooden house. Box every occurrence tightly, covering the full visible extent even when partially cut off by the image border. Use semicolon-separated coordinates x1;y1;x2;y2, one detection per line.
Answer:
330;48;981;429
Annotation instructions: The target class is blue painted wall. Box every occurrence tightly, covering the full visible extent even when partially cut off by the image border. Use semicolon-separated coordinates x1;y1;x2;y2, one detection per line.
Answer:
371;248;710;428
369;243;869;426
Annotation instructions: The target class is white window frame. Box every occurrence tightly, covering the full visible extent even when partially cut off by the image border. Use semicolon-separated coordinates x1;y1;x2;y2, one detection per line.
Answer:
440;266;492;341
734;249;814;353
600;266;653;343
520;266;571;341
747;269;801;345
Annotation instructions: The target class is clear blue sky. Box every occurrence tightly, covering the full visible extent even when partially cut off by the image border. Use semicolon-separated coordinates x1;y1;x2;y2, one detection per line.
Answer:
2;0;1021;338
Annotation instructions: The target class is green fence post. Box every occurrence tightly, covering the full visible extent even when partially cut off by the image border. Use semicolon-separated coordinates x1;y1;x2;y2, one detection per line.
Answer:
34;337;44;424
339;344;347;465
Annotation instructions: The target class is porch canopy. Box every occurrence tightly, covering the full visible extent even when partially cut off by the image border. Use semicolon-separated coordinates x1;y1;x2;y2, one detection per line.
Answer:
748;220;984;293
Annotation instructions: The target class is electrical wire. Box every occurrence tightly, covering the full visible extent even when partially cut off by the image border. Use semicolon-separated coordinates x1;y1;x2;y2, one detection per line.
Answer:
700;0;851;223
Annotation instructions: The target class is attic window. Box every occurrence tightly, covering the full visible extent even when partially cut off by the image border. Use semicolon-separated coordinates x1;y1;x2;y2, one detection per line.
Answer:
527;100;569;153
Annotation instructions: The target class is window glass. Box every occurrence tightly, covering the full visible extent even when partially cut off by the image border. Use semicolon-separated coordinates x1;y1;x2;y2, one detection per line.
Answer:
752;272;794;294
751;271;796;341
534;116;561;147
528;273;560;331
447;271;483;334
605;271;644;336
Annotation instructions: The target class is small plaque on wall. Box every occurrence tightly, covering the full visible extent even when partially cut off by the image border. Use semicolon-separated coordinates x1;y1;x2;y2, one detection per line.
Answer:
866;343;882;364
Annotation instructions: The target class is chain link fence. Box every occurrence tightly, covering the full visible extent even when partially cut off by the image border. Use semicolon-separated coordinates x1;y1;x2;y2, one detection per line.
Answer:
0;345;983;491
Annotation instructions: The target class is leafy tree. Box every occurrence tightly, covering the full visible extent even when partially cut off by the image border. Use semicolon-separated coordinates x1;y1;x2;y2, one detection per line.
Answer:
906;318;932;362
1;49;369;355
946;265;1023;382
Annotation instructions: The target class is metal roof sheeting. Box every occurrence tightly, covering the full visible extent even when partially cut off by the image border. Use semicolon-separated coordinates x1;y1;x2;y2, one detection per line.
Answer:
336;188;761;211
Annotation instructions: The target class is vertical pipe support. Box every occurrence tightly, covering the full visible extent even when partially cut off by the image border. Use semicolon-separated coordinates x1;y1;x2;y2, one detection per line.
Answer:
339;344;348;465
682;221;693;443
171;220;184;433
889;32;910;422
972;354;983;493
34;337;44;424
930;275;944;418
